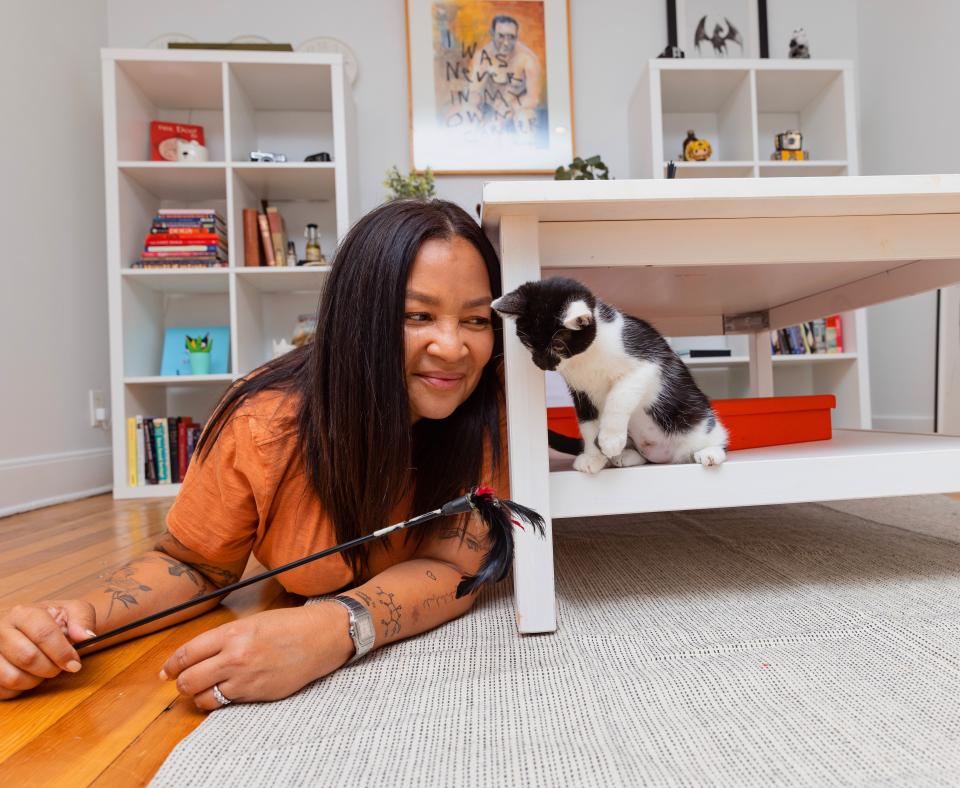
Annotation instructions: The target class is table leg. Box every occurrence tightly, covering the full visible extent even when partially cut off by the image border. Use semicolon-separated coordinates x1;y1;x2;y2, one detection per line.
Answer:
498;215;557;634
748;330;774;397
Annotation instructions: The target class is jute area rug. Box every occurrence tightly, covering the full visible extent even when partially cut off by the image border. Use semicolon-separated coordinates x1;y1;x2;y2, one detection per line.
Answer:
151;495;960;787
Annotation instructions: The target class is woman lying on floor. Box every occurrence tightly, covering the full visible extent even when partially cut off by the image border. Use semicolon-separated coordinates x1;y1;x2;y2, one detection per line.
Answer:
0;199;508;709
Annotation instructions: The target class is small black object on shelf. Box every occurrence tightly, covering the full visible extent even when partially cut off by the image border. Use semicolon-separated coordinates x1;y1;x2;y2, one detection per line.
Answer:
305;152;332;162
657;0;685;58
666;160;677;179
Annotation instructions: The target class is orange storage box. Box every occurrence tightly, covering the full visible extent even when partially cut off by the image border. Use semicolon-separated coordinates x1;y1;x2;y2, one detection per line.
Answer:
546;394;835;452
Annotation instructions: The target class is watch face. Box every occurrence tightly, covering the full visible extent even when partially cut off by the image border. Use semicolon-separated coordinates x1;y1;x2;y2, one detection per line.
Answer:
355;614;376;645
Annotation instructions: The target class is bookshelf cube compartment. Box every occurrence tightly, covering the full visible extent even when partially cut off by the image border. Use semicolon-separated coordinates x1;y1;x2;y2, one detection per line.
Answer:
755;69;848;163
227;63;335;163
113;59;225;161
121;277;231;378
660;67;754;163
231;168;337;267
234;274;326;374
117;166;228;271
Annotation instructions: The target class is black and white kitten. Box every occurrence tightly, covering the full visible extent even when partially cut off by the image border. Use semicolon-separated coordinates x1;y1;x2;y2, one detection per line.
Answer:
492;277;728;474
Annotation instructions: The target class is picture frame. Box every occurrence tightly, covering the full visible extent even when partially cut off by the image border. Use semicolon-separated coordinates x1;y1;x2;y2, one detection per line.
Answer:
404;0;575;174
160;326;230;376
676;0;760;59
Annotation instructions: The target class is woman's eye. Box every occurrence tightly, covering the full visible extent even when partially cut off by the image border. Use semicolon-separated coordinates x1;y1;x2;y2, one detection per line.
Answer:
464;316;492;327
405;313;431;322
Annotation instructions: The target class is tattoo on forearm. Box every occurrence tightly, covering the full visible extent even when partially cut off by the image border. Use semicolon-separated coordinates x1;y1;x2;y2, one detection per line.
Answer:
423;591;457;610
154;553;207;590
439;527;483;552
425;570;438;582
375;586;402;638
154;532;240;588
355;590;373;608
100;562;152;619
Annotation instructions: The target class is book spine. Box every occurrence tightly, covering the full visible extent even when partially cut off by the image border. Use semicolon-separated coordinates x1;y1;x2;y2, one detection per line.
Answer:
168;417;180;484
126;417;138;487
154;418;170;484
146;233;223;243
265;207;286;266
178;417;189;481
831;315;844;352
157;209;219;217
257;212;276;266
145;245;221;253
135;416;146;486
143;418;157;484
243;208;262;266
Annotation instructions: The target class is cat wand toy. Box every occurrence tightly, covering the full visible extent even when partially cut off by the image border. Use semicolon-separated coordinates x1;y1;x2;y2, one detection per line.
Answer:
73;487;544;650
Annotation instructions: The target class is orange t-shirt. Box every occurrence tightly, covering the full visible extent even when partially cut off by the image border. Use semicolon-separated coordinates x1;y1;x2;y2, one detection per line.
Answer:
165;388;509;596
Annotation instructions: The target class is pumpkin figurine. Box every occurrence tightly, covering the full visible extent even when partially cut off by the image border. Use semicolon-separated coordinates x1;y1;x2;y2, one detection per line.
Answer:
682;129;713;162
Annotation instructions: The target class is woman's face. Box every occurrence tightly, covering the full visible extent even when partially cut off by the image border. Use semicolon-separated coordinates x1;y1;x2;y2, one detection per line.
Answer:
404;235;495;422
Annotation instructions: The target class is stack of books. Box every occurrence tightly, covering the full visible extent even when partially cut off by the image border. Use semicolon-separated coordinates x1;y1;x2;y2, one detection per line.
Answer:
132;209;227;268
126;415;204;486
771;316;844;355
242;205;290;266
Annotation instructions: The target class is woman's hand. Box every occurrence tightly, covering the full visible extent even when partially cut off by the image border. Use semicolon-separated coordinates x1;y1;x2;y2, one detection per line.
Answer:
159;602;353;711
0;601;98;699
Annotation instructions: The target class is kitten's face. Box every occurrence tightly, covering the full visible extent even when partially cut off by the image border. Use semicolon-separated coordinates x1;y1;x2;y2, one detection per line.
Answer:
491;278;597;371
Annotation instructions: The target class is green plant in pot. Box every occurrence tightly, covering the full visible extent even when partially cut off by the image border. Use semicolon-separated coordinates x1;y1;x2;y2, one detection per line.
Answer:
384;166;437;200
185;333;212;375
554;155;610;180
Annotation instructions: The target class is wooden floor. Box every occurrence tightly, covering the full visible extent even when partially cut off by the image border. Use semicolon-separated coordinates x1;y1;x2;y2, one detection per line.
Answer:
0;494;297;787
2;490;960;785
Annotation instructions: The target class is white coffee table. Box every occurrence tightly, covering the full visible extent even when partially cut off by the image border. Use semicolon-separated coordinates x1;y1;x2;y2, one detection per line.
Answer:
481;175;960;634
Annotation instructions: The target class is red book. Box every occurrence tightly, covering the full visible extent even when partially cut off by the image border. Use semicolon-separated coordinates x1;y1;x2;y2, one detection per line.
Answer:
177;417;191;480
243;208;264;266
150;121;205;162
827;315;844;352
146;233;222;245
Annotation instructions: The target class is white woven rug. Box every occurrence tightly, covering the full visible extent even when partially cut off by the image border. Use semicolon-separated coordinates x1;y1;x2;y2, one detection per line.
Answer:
151;496;960;787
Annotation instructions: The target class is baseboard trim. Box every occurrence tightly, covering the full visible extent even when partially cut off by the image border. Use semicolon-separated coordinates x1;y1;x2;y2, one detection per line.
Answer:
0;447;113;518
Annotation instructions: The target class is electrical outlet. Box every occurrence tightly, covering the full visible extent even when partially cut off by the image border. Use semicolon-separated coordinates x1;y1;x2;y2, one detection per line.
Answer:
89;389;107;427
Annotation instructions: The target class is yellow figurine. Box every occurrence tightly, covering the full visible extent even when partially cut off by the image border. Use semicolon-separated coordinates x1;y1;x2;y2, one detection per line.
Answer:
682;130;713;162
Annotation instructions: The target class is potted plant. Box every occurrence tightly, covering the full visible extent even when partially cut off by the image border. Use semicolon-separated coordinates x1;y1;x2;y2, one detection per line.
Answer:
554;155;610;180
185;333;212;375
384;165;437;200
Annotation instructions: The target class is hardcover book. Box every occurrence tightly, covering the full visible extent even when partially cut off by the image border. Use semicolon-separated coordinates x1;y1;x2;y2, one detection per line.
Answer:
150;121;205;162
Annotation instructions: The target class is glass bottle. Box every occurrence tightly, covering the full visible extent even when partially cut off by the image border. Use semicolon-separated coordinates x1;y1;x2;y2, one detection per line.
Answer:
305;224;323;263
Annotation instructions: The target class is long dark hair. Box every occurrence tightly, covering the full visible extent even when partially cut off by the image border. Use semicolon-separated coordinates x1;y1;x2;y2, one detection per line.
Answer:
196;199;504;578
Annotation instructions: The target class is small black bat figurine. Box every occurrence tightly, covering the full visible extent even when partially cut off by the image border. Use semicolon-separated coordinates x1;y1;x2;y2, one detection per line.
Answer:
75;487;544;650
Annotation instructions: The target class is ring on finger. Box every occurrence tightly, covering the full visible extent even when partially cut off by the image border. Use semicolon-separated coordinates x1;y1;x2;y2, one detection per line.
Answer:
212;683;232;706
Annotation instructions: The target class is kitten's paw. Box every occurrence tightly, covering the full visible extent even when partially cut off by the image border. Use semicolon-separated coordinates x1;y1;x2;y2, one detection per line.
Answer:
597;430;627;460
574;452;609;474
694;447;726;467
610;448;646;468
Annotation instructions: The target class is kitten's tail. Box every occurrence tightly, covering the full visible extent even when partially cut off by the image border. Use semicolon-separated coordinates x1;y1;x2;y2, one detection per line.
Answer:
547;430;584;456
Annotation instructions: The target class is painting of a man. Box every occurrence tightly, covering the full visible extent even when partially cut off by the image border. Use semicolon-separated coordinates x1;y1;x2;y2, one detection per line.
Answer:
468;14;543;139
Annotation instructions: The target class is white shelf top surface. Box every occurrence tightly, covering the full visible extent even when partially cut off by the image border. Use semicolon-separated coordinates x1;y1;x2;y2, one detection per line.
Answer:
481;174;960;224
549;429;960;518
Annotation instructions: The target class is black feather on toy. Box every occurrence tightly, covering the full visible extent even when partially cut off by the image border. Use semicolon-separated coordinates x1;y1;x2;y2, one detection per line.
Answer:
455;486;546;598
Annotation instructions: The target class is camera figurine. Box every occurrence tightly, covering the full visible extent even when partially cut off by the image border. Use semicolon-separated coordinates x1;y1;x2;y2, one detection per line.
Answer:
772;130;807;161
249;150;288;163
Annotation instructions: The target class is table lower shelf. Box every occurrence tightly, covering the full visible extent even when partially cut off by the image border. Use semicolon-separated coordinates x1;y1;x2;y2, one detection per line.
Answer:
548;429;960;518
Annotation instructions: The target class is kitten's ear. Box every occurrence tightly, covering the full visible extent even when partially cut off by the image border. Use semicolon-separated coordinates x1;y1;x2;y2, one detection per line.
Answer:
562;299;594;331
490;290;526;321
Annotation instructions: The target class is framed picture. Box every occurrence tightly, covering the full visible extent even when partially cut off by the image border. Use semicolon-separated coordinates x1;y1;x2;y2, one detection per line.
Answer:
160;326;230;376
404;0;574;174
677;0;759;59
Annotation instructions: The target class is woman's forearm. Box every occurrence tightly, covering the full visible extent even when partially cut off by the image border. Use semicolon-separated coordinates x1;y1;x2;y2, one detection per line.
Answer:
339;558;476;651
74;550;224;652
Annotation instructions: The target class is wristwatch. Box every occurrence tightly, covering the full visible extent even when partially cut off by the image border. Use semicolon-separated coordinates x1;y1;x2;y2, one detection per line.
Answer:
331;595;376;663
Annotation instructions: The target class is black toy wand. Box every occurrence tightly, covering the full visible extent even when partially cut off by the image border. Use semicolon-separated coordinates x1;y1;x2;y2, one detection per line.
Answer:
74;487;544;650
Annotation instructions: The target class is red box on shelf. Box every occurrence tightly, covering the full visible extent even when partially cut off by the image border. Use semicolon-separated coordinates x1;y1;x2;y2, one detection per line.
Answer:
546;394;836;452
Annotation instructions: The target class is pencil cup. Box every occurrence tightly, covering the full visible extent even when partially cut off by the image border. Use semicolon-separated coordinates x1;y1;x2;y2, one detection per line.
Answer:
188;352;211;375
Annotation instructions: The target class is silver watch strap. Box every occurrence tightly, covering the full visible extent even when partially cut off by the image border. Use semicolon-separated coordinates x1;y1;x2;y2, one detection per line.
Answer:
331;595;376;663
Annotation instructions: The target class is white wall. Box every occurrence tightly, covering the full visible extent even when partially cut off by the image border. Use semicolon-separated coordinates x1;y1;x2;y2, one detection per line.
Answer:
0;0;111;515
855;0;960;432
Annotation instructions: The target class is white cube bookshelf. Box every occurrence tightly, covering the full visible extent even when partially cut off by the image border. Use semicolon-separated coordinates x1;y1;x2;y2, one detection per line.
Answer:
102;49;356;499
626;58;869;428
